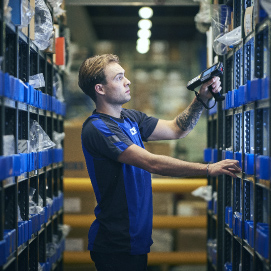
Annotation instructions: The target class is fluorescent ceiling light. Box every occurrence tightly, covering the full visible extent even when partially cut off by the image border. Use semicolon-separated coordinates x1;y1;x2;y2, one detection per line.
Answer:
139;7;153;19
138;19;152;30
137;29;151;39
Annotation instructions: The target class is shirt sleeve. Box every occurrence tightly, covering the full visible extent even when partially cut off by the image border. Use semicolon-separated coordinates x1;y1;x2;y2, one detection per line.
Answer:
82;118;134;161
123;109;159;141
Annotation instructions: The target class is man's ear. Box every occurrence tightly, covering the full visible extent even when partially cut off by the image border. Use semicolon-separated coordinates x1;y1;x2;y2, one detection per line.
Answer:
95;84;105;96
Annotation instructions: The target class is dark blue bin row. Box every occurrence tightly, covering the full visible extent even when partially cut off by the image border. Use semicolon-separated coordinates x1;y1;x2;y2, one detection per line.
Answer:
208;100;217;115
255;223;269;259
225;206;233;229
0;229;16;266
207;239;217;267
0;71;66;116
245;153;271;179
204;148;217;163
245;220;254;248
222;151;242;168
0;193;64;266
0;149;64;181
211;150;270;179
40;239;65;271
224;262;232;271
223;77;269;110
52;192;64;215
233;212;242;238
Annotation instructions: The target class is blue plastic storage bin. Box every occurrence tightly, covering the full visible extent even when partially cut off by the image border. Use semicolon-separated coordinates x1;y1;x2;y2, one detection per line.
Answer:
244;153;254;175
0;239;6;266
234;152;242;168
255;223;269;258
261;77;269;99
4;229;16;260
204;148;212;163
224;262;232;271
0;156;14;181
256;155;270;180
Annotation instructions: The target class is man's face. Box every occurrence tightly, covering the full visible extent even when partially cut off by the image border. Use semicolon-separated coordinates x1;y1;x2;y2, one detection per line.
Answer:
101;62;131;105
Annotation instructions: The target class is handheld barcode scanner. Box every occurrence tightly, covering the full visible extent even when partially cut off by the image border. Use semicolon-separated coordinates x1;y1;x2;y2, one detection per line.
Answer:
187;62;225;109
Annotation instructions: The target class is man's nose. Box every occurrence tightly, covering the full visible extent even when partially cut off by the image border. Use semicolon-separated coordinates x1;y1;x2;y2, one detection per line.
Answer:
125;77;131;85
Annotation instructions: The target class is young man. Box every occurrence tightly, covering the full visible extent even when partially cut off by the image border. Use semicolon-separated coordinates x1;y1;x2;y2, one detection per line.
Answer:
78;54;241;271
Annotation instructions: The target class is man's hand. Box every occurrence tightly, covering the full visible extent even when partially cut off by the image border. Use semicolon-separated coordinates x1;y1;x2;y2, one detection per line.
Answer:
198;76;222;101
208;159;241;178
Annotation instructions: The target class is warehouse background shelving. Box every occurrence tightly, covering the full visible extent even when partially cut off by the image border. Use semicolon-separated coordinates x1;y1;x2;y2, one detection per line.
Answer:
0;1;67;271
205;1;271;270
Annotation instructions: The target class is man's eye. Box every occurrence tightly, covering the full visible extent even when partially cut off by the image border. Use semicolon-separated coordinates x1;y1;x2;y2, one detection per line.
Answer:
118;76;123;80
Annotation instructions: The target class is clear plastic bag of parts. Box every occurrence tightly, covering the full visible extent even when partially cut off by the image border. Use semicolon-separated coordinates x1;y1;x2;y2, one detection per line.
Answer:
20;0;35;28
211;4;232;55
34;0;54;50
4;0;12;22
261;0;271;16
194;0;211;33
191;185;212;201
29;187;44;218
216;25;241;47
30;120;55;152
47;0;65;17
29;73;45;89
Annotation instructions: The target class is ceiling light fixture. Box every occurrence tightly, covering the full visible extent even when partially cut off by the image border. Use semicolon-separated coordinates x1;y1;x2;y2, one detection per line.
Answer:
137;29;151;39
138;7;153;19
138;19;152;30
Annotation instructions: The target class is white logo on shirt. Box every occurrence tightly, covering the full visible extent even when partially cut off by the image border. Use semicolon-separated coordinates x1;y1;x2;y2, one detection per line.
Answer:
130;127;137;135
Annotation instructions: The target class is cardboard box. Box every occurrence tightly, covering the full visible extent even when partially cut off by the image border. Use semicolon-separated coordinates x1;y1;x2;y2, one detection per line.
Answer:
64;121;173;178
176;228;206;251
145;141;172;156
65;227;89;251
64;190;96;215
64;120;89;178
21;0;35;40
153;192;173;215
244;6;254;36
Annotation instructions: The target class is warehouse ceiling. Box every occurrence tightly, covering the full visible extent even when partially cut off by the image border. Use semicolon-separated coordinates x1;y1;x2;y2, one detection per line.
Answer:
65;0;203;50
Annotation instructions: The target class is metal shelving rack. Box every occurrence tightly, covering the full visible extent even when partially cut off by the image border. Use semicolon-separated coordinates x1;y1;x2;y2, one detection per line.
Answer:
206;1;271;270
0;1;66;271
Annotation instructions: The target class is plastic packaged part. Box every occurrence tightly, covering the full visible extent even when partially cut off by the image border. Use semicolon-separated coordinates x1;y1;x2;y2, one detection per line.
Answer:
58;224;71;237
194;0;211;33
46;197;53;206
18;139;30;153
261;0;271;16
47;0;65;17
34;0;54;50
38;263;43;271
4;0;12;23
18;206;23;222
30;120;56;152
191;185;212;201
29;187;44;216
216;26;242;47
53;131;65;149
20;0;35;28
211;4;231;55
46;242;57;257
47;0;63;8
29;73;45;89
53;73;64;102
3;135;15;155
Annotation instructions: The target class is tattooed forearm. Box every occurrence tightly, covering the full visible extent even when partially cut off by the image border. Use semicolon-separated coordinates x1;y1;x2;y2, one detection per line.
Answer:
176;99;204;132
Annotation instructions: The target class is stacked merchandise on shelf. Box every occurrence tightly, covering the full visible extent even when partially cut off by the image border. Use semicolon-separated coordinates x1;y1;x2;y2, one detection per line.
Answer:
0;0;69;270
204;0;271;271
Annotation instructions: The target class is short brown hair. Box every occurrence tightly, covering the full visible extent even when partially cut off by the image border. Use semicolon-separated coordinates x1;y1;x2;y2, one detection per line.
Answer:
78;54;119;102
